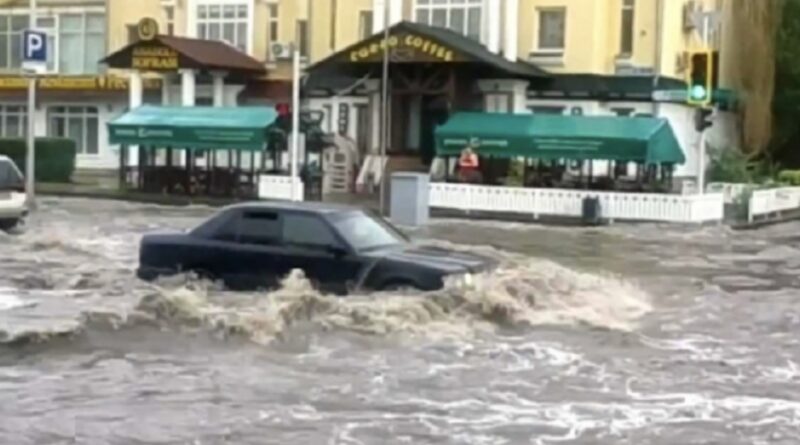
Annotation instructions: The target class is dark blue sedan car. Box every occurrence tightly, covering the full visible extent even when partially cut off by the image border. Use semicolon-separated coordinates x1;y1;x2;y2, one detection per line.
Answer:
137;201;493;294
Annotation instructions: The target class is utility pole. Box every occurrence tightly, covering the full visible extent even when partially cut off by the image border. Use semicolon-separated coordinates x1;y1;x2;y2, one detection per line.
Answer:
377;0;390;215
697;14;711;196
25;0;38;209
289;40;301;201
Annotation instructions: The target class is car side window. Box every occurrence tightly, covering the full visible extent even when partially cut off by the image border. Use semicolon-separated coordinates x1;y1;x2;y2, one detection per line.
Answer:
282;213;339;249
238;211;281;245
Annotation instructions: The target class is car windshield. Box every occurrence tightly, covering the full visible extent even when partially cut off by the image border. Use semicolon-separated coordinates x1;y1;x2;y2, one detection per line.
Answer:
0;158;23;191
332;210;407;252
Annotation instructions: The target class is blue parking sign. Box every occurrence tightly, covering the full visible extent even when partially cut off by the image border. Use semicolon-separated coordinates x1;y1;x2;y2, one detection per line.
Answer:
23;29;47;63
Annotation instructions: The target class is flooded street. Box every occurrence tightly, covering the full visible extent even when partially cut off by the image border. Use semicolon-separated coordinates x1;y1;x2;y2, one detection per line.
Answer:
1;198;799;444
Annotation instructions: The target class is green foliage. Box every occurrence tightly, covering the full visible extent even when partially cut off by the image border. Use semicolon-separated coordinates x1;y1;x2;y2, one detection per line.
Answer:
707;146;756;183
0;138;76;183
778;169;800;185
505;158;525;186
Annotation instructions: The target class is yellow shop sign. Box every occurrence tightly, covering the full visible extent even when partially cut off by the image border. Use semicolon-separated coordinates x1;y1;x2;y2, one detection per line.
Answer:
132;46;179;70
349;33;458;62
0;75;161;91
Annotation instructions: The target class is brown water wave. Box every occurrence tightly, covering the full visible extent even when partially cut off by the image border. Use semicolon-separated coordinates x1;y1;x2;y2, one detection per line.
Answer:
1;246;652;347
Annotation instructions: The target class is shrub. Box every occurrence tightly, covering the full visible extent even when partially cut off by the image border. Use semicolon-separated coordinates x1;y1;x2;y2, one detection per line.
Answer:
778;170;800;185
0;138;76;183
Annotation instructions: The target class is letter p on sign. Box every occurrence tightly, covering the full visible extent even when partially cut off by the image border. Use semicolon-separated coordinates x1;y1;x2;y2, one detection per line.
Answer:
22;29;48;73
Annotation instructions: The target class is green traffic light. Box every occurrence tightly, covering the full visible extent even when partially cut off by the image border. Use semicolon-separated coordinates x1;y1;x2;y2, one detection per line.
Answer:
690;85;707;100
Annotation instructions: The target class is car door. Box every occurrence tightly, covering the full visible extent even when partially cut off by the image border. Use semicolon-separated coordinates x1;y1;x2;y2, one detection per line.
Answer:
216;209;288;290
279;211;363;294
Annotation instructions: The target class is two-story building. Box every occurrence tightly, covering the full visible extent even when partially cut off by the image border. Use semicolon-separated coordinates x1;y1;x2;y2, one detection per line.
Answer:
1;0;740;181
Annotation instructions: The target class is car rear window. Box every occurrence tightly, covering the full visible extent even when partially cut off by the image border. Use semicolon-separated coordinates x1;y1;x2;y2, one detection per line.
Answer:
282;213;338;248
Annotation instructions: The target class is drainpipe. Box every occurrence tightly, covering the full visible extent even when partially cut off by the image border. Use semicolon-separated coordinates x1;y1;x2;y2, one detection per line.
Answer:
652;0;664;116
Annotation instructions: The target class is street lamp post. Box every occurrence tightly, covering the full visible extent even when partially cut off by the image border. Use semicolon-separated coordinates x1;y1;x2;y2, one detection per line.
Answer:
289;41;301;201
377;0;390;216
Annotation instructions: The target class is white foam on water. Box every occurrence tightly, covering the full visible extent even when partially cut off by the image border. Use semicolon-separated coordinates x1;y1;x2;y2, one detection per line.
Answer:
0;288;34;311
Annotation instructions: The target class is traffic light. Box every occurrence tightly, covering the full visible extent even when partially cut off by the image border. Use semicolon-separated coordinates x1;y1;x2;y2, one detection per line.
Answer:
694;107;713;132
687;51;713;106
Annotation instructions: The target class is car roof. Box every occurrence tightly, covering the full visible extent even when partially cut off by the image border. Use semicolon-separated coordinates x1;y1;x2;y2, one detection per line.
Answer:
223;200;363;215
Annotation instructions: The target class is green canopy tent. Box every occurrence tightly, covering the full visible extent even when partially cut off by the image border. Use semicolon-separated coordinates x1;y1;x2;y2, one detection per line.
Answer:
435;112;685;189
435;112;685;164
109;105;278;197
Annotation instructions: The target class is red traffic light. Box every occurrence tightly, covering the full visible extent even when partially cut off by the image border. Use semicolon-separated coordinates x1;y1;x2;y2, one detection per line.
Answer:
276;103;291;116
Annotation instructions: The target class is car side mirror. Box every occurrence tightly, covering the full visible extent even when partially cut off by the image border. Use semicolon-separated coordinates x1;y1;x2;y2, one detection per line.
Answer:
326;245;348;258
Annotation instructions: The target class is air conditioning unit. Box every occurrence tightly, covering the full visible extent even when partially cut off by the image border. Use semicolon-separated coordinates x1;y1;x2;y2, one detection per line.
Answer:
270;42;293;61
682;1;698;31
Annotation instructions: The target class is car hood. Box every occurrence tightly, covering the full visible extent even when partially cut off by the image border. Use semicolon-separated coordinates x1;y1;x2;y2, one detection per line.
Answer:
370;245;495;274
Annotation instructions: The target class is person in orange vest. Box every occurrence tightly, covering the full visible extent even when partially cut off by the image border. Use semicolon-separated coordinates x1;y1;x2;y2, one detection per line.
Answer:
457;146;481;183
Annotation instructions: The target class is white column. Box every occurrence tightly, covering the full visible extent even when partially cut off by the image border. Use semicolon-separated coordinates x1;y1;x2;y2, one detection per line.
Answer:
211;71;227;107
389;0;402;25
128;71;143;167
180;69;196;106
129;71;143;109
504;0;519;62
161;74;171;105
487;0;501;54
372;0;386;33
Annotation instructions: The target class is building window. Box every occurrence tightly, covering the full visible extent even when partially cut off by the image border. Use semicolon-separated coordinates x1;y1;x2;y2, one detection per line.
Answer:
58;13;106;74
0;15;27;70
537;8;566;52
0;106;27;138
415;0;482;41
196;2;249;53
164;5;175;35
620;0;634;56
267;3;279;42
35;17;56;72
529;105;565;115
296;19;308;58
359;10;373;40
48;107;99;156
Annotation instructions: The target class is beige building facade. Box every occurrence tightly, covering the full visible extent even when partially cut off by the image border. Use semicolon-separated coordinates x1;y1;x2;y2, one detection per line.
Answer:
0;0;738;177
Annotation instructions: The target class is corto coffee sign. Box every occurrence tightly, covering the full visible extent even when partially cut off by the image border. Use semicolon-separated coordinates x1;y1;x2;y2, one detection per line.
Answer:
349;33;461;63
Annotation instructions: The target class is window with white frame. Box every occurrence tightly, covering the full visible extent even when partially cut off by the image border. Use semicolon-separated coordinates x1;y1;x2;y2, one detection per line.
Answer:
48;106;100;156
58;13;106;74
359;10;373;40
415;0;482;41
267;3;279;42
196;2;249;53
0;105;27;138
536;8;566;53
164;5;175;35
620;0;634;56
0;15;27;70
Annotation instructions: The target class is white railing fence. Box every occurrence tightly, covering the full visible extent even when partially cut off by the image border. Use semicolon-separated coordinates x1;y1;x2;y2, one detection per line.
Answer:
747;187;800;223
258;174;304;201
429;183;724;223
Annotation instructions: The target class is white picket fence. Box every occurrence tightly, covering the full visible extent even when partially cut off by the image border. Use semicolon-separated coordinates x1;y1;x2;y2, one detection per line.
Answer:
747;187;800;223
258;174;304;201
429;183;725;223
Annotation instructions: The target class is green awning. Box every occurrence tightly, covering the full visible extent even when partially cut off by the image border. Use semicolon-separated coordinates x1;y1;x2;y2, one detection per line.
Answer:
435;112;686;164
108;105;278;151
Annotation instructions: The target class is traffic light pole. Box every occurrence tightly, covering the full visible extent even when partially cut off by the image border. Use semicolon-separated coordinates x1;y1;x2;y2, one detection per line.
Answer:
697;14;711;196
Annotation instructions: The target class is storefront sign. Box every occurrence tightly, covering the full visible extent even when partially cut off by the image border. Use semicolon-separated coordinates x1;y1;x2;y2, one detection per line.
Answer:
337;103;349;135
132;46;179;70
0;75;161;91
348;33;460;63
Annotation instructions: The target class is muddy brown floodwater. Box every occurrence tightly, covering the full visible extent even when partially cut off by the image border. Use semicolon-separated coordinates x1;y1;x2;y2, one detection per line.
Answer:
1;198;799;444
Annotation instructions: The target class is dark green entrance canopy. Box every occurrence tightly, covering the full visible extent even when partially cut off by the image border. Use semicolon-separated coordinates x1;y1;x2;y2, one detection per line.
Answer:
108;105;278;151
435;112;686;164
